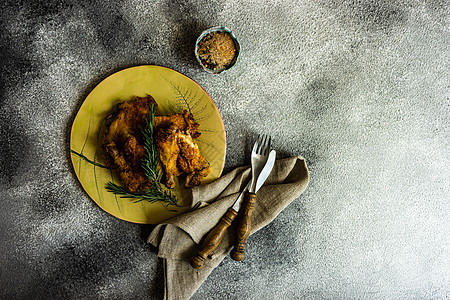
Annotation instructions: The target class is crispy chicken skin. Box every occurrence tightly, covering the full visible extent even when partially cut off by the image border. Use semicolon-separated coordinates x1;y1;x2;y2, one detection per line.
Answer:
154;110;210;188
155;124;181;188
104;139;150;192
103;95;157;149
102;95;156;192
177;133;211;187
154;110;201;139
103;95;210;191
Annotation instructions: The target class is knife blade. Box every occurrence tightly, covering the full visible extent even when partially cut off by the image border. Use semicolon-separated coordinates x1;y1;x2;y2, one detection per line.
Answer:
231;150;276;211
190;150;276;269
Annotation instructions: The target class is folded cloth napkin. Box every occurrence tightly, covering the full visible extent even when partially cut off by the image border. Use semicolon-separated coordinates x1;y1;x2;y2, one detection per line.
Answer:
148;155;309;300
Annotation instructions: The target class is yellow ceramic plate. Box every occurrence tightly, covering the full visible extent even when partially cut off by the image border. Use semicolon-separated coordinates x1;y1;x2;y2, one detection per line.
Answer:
70;65;226;224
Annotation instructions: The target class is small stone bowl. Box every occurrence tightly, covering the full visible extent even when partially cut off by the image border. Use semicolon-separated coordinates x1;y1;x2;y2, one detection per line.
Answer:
195;26;240;74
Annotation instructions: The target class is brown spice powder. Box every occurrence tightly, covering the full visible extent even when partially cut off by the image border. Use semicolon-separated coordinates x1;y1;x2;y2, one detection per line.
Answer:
197;32;236;71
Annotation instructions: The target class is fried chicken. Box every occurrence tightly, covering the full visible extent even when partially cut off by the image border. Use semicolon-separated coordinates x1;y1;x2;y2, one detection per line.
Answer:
154;110;201;139
155;124;181;188
177;132;211;187
154;111;211;188
102;95;156;192
103;95;211;192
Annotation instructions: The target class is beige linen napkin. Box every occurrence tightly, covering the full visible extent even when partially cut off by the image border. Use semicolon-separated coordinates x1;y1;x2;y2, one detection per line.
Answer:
148;155;309;300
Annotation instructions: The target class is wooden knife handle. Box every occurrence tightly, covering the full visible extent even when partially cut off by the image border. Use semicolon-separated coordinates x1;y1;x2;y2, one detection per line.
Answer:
190;207;238;269
230;192;256;261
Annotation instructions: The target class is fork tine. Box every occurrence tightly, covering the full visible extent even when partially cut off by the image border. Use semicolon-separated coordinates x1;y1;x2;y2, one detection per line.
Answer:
261;134;268;155
265;136;271;155
252;135;259;153
255;135;261;154
256;134;264;154
259;134;268;155
257;134;265;154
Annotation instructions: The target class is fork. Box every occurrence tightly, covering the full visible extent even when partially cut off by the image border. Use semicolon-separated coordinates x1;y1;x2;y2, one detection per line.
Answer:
230;134;271;261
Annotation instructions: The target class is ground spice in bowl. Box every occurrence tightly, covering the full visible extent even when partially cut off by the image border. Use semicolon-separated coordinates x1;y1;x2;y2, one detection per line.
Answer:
195;27;239;74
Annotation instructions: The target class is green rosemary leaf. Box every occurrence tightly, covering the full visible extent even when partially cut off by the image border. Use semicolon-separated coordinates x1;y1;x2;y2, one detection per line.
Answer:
141;104;160;182
106;181;179;207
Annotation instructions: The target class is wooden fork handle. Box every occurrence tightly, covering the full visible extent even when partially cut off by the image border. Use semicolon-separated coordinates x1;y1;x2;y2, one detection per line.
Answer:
230;192;257;261
190;208;238;269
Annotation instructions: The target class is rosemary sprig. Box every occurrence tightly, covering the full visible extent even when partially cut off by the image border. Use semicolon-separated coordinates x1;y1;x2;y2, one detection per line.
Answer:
105;103;179;207
106;181;178;207
141;104;161;183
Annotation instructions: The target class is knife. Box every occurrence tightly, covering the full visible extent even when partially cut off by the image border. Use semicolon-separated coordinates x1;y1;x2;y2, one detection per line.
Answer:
190;150;276;269
230;150;276;261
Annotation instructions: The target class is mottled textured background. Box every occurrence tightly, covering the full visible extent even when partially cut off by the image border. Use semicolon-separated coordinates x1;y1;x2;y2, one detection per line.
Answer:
1;0;449;299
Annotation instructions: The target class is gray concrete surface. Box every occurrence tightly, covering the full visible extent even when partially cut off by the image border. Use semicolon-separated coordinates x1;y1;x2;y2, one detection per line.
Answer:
1;0;449;299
